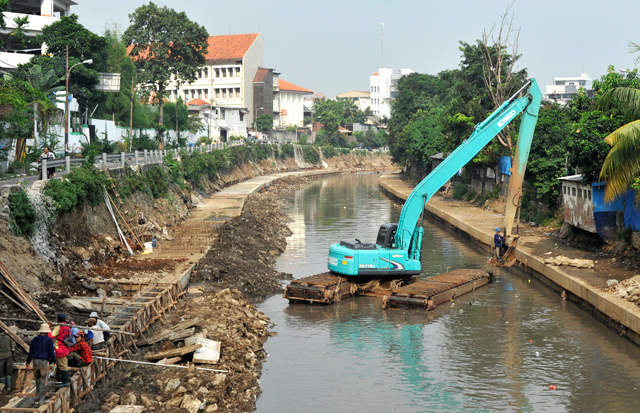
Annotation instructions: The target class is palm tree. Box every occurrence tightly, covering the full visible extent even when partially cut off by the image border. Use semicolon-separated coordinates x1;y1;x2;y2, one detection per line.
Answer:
598;42;640;203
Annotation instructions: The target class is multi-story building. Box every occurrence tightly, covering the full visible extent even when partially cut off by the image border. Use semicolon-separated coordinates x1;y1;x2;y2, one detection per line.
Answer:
274;77;312;127
335;90;371;111
369;68;412;118
167;33;264;125
0;0;76;71
544;73;591;104
187;98;247;141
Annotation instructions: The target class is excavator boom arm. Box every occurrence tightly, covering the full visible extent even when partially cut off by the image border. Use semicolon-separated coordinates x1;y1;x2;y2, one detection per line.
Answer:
395;79;542;256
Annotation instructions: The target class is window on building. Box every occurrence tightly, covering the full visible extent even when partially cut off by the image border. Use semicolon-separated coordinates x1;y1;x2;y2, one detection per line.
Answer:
222;89;227;98
198;70;202;78
578;188;582;198
204;89;208;98
222;68;227;77
572;187;576;196
215;88;220;98
563;186;566;195
235;67;240;77
198;89;202;98
588;190;592;200
204;68;208;78
239;112;244;121
221;109;225;120
215;68;220;78
235;87;240;97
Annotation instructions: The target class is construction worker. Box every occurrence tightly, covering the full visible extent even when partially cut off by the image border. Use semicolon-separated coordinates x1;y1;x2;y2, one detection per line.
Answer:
68;332;92;368
494;228;505;260
0;327;15;393
26;324;56;405
50;314;71;387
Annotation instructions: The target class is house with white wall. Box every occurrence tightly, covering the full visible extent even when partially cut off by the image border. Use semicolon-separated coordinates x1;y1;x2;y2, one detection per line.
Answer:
335;90;371;111
370;68;412;118
0;0;76;71
273;78;312;127
186;98;247;141
167;33;264;125
544;73;591;104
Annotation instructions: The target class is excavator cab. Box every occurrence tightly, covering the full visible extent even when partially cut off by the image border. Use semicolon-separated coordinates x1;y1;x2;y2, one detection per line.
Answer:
376;223;398;249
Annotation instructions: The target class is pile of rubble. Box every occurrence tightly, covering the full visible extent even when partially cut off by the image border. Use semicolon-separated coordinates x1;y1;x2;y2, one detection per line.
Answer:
609;275;640;303
92;288;274;413
192;192;292;299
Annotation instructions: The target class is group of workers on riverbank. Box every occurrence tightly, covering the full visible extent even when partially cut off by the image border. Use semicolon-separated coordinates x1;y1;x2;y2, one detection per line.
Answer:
0;312;110;405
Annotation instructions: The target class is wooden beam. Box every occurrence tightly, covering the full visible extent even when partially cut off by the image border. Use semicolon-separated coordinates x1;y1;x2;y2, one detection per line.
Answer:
0;319;29;352
145;344;202;361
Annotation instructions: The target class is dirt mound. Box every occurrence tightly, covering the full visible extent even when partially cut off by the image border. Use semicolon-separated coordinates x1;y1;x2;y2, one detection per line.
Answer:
85;288;273;413
191;192;291;300
267;175;311;192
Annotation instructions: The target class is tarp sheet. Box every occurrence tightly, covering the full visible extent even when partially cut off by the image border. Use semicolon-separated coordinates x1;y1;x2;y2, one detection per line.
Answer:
498;156;512;176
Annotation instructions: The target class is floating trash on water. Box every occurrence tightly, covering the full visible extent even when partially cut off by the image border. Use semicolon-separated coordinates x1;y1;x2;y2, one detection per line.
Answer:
528;280;531;283
544;251;553;255
536;352;540;356
549;385;557;390
505;321;509;324
529;340;533;343
451;303;455;306
459;309;463;314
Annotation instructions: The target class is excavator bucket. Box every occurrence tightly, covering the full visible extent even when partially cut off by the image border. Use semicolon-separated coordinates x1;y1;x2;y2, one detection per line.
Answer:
487;237;519;268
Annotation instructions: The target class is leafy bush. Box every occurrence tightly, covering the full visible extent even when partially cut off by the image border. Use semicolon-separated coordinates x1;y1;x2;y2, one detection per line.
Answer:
44;164;107;214
8;190;36;237
465;189;477;201
452;183;468;200
163;154;185;187
617;226;633;242
146;165;168;199
320;144;337;158
303;145;319;164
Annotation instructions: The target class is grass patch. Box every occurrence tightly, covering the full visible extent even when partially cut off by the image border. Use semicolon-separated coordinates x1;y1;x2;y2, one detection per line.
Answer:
452;183;468;200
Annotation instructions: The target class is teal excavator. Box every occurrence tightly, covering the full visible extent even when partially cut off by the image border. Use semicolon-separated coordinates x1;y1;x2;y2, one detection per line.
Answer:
327;79;542;277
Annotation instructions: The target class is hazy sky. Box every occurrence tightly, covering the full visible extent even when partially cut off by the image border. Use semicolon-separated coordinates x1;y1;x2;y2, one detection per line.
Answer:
74;0;639;98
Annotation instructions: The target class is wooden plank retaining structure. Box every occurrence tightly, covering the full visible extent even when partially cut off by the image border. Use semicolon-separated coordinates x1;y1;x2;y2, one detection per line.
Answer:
2;282;182;412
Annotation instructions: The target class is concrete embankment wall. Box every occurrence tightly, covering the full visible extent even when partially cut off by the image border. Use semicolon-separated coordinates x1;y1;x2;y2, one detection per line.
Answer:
379;174;640;346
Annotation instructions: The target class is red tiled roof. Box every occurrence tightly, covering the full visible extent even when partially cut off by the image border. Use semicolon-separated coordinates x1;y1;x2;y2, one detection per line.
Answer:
253;68;269;83
205;33;259;61
279;79;312;93
127;33;259;62
187;98;209;106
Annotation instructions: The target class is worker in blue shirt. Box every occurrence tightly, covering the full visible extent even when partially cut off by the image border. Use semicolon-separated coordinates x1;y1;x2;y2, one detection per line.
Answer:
494;228;505;261
26;324;56;405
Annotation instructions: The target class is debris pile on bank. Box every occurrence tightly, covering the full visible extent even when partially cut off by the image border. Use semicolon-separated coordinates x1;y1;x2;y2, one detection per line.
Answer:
92;288;273;413
267;175;310;192
610;275;640;303
192;192;291;299
543;255;594;268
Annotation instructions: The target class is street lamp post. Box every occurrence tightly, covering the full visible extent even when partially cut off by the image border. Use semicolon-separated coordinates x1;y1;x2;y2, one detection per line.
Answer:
65;45;93;157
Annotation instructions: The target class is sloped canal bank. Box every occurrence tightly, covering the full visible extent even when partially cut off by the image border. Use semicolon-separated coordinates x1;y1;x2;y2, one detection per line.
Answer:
256;173;640;412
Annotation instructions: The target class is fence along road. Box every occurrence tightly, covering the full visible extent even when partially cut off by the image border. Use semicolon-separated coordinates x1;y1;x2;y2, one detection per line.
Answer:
0;141;246;189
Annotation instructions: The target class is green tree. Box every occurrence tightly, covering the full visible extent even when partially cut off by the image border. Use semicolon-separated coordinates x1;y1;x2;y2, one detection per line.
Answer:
124;2;209;146
256;114;273;132
525;102;571;206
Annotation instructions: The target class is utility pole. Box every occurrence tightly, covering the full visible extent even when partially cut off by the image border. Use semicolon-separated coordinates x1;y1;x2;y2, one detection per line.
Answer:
176;97;180;145
64;46;69;157
381;23;384;69
64;46;92;158
129;75;134;151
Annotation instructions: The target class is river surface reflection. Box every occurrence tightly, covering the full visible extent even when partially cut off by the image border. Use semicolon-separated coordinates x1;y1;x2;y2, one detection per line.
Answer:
256;173;640;412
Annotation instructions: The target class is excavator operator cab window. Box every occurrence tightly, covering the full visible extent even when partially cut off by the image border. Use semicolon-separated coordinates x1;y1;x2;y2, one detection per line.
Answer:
376;226;388;246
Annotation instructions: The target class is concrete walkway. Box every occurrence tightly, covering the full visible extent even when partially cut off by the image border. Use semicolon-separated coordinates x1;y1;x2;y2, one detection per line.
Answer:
379;173;640;346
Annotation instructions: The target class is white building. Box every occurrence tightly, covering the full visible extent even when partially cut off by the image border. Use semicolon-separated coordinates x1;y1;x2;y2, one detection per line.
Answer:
335;90;371;112
544;73;591;104
187;98;247;141
0;0;76;71
369;68;412;118
167;33;264;125
273;77;313;128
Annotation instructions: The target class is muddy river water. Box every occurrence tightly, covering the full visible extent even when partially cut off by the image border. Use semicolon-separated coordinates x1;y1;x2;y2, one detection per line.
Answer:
256;173;640;412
